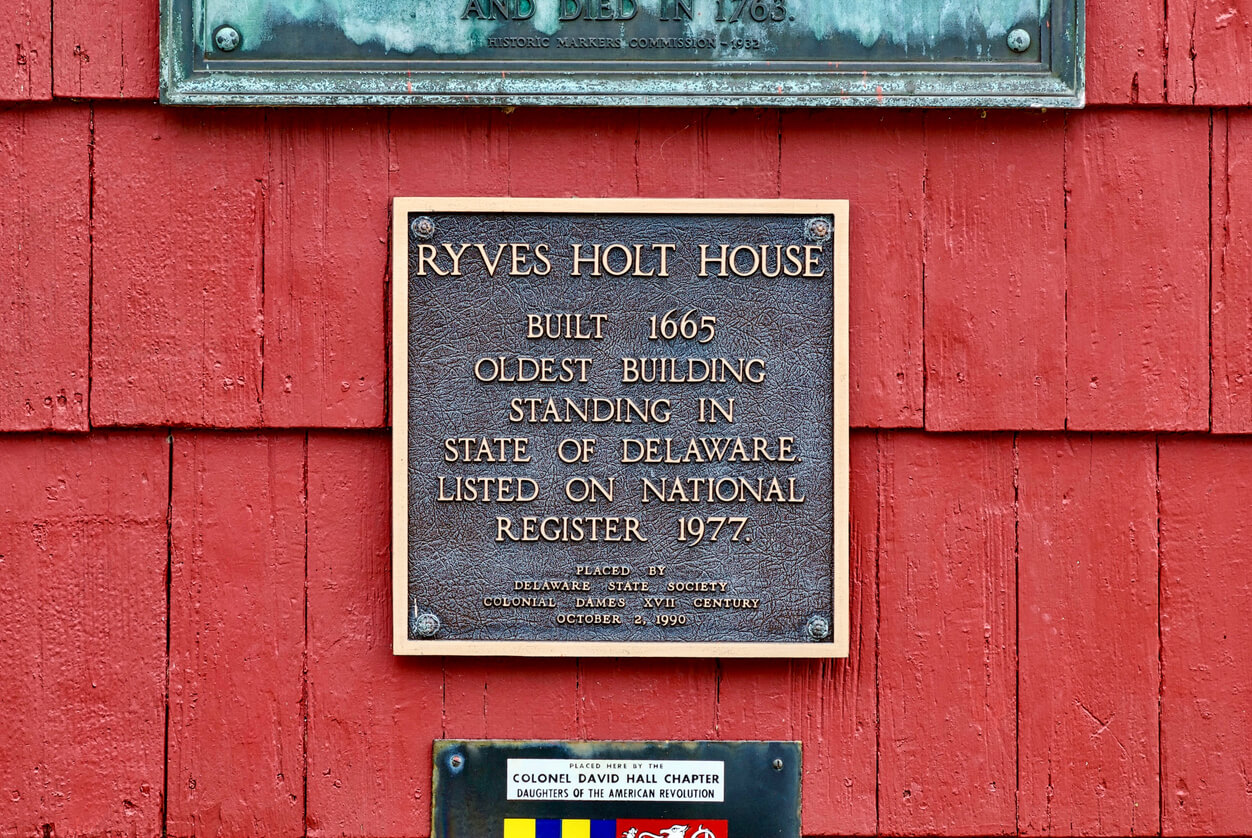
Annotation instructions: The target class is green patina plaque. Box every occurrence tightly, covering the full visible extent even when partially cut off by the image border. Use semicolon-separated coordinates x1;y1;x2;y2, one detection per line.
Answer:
160;0;1083;106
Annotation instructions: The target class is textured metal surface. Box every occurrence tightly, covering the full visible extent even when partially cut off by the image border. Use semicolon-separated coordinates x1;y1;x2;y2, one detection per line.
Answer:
433;740;802;838
159;0;1084;106
401;209;834;646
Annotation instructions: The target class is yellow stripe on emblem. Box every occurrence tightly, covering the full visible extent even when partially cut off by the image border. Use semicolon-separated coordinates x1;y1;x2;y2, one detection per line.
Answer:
562;820;591;838
504;819;536;838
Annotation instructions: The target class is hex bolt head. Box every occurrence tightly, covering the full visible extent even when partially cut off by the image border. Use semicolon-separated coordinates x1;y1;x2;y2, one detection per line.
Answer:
806;615;831;641
415;612;441;638
1007;28;1032;53
213;25;241;52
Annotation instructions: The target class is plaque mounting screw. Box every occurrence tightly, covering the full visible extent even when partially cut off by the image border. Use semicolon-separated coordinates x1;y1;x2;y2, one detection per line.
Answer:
213;25;241;52
806;615;831;641
772;759;784;771
1007;27;1032;53
804;217;832;243
449;754;465;772
415;612;441;638
411;216;436;241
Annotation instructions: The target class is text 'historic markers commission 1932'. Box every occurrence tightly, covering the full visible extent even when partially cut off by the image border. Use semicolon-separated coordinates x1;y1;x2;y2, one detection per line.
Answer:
392;199;848;657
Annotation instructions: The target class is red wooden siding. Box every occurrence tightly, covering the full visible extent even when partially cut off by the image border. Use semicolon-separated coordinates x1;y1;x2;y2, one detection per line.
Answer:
4;2;1252;836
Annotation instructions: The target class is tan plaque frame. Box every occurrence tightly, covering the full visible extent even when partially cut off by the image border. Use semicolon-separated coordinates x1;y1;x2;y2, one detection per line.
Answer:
392;197;849;658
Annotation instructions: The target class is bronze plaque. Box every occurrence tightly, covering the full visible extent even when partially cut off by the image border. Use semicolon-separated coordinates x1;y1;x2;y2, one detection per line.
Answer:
392;198;848;657
161;0;1083;106
432;740;801;838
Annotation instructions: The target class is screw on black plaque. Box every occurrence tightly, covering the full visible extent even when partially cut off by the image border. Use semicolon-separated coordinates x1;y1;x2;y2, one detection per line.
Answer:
772;759;784;771
411;216;436;241
213;25;241;52
415;611;441;638
806;615;830;641
448;753;465;773
805;217;832;243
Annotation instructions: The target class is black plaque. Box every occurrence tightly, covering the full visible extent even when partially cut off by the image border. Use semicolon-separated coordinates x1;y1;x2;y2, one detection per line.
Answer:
160;0;1083;106
392;199;848;657
433;740;801;838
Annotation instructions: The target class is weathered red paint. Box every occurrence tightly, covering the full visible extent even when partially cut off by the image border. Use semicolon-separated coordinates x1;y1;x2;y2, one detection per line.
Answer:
391;110;510;198
1017;435;1161;835
92;106;267;428
51;0;159;99
168;432;306;837
1166;0;1252;105
782;111;926;429
877;433;1017;835
0;105;90;431
1212;109;1252;433
1160;438;1252;835
923;111;1067;431
264;112;389;428
1085;0;1167;105
306;432;442;838
505;110;638;197
1065;108;1211;431
0;0;50;100
0;432;168;837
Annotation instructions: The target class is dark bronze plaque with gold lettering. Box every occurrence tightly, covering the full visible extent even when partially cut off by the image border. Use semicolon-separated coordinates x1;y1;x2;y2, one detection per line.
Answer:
161;0;1083;106
392;198;848;657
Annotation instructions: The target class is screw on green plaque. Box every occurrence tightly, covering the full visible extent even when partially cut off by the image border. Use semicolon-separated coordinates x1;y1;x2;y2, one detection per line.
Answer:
432;741;802;838
160;0;1083;106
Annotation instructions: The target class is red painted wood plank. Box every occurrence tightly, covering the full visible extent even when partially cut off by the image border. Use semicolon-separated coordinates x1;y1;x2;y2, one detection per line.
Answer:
506;109;637;197
441;659;579;740
52;0;158;98
1066;109;1210;432
390;109;509;197
1160;437;1252;835
1166;0;1252;104
714;431;878;836
1086;0;1167;104
577;661;717;740
782;111;925;429
0;105;90;431
878;432;1016;835
264;112;388;428
92;106;266;428
1017;435;1160;836
306;432;442;838
168;432;306;838
702;109;780;198
637;110;704;197
0;0;50;99
1212;110;1252;433
0;432;167;838
924;111;1067;431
